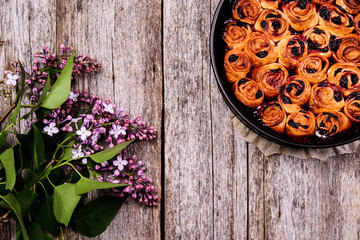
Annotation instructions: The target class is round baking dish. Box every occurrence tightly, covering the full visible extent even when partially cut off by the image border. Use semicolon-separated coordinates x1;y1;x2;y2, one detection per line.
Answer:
210;0;360;148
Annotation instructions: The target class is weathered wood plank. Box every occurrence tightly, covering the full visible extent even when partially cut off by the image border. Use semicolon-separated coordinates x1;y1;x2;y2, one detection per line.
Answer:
0;1;57;239
163;0;214;238
56;0;162;239
265;155;360;240
210;1;248;239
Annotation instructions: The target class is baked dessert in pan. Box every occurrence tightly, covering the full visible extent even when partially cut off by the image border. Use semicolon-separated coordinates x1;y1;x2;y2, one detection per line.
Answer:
222;0;360;143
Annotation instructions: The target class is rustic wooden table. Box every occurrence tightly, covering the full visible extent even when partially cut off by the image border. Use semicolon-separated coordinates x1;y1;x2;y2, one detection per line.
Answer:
1;0;360;239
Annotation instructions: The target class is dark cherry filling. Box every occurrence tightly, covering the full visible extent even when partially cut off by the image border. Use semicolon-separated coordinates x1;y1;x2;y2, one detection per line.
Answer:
321;47;329;53
331;125;338;133
306;68;317;73
351;74;359;86
353;102;360;107
237;7;245;19
272;20;281;30
301;125;309;129
255;90;263;99
273;102;282;110
340;76;349;88
288;119;300;128
239;78;249;85
256;51;269;58
297;0;308;10
330;36;342;51
318;81;327;87
286;83;296;93
321;61;326;69
281;95;292;104
333;91;342;101
358;21;360;29
334;68;343;76
319;121;325;128
324;112;338;120
319;7;331;21
307;39;319;50
270;68;282;73
261;20;268;30
266;13;282;19
332;16;342;25
291;47;300;56
229;54;239;62
347;17;354;27
298;80;305;88
313;27;325;35
236;21;248;28
295;88;304;96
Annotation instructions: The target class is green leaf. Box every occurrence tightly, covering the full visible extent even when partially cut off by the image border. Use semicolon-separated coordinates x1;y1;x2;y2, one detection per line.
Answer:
33;196;60;236
30;222;44;240
0;148;16;190
0;193;29;240
41;50;75;109
72;196;125;237
53;183;81;226
43;234;52;240
0;132;8;150
36;74;51;106
17;188;38;216
89;140;134;163
33;125;44;170
75;177;128;195
62;139;75;160
10;61;26;122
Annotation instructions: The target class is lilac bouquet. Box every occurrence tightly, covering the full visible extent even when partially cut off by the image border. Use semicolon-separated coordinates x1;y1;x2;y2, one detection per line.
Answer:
0;45;158;239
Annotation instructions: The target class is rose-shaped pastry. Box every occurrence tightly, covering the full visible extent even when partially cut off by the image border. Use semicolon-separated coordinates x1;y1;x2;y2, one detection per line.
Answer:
223;21;252;50
252;63;288;98
331;34;360;66
335;0;360;15
232;0;262;25
282;0;318;31
327;63;360;96
244;32;279;67
355;13;360;35
344;92;360;123
316;111;352;138
278;35;308;69
309;81;345;115
302;26;331;58
286;110;316;141
257;101;286;134
254;9;290;42
278;75;311;114
232;78;265;108
318;4;354;36
297;53;329;85
224;49;252;83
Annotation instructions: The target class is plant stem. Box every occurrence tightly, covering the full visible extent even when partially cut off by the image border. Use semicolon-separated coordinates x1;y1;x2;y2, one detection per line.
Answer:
0;102;16;126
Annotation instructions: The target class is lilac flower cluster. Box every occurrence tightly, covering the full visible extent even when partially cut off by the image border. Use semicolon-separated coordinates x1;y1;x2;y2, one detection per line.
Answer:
5;44;101;102
43;89;158;206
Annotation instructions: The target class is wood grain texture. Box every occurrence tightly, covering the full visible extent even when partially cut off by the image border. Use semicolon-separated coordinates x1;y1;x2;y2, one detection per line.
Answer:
163;0;214;238
1;0;360;239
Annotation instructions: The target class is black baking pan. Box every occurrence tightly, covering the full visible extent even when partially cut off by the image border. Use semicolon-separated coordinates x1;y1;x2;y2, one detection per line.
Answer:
210;0;360;148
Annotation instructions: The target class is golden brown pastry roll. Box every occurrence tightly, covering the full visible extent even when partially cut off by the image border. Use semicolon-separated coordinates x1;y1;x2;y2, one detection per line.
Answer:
244;32;279;67
282;0;318;31
315;111;352;138
327;63;360;96
309;81;345;115
331;34;360;66
302;26;331;58
278;75;311;114
355;13;360;35
335;0;360;15
259;0;281;9
232;78;265;108
232;0;262;25
297;53;329;85
318;4;355;37
344;92;360;123
223;21;252;50
257;101;286;134
278;35;308;69
286;110;316;141
252;63;288;98
224;49;252;83
312;0;333;5
254;9;290;42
